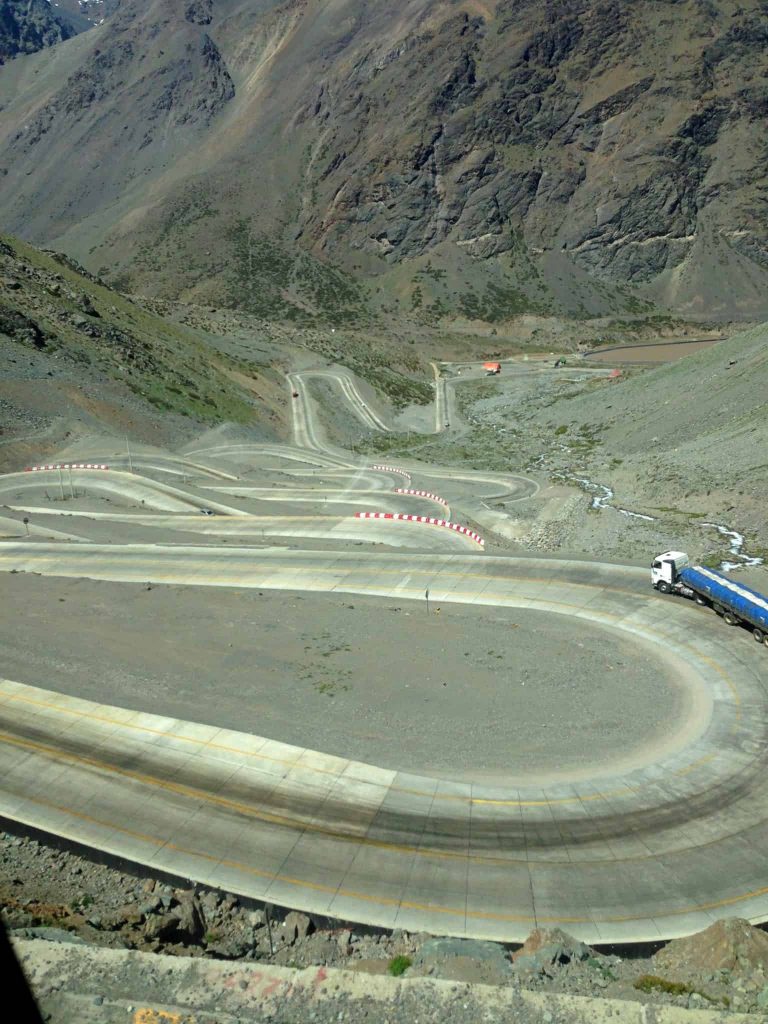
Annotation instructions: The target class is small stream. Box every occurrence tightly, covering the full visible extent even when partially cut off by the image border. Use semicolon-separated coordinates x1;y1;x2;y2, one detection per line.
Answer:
541;448;763;572
700;523;764;572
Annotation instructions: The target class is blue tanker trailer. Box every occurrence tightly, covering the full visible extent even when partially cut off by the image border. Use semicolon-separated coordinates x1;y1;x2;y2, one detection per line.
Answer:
651;550;768;646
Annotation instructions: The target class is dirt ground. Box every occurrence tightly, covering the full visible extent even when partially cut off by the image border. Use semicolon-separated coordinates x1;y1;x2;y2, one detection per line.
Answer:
586;340;719;363
0;573;685;781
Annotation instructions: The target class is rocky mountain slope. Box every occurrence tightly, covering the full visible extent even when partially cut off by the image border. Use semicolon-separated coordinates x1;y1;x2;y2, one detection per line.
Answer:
413;322;768;567
539;323;768;564
49;0;120;30
0;0;88;63
0;232;288;471
0;0;767;323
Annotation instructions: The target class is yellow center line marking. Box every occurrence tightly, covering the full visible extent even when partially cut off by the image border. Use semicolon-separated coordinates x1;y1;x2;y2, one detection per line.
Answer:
6;744;768;928
0;556;744;805
1;572;741;810
0;704;759;871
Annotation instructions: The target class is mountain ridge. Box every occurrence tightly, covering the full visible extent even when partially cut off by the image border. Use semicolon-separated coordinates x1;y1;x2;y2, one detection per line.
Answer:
0;0;766;323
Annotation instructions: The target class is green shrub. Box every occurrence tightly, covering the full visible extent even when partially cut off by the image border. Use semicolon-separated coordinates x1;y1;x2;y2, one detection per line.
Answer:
633;975;692;996
388;955;412;976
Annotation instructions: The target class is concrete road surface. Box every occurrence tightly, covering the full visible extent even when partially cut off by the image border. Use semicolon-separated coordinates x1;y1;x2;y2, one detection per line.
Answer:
1;545;767;941
2;359;767;943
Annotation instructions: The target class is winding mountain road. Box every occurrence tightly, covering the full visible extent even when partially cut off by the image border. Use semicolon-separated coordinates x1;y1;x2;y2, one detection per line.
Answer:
1;359;767;944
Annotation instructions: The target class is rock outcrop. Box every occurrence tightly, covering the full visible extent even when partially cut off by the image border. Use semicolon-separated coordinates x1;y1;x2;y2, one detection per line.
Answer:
0;0;81;63
0;0;767;319
654;918;768;976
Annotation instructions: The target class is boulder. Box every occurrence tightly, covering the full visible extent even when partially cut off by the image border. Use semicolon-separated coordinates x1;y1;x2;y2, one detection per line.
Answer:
205;931;253;959
171;892;206;944
512;928;592;974
282;910;314;943
138;897;162;917
143;912;182;943
103;903;145;930
655;919;768;976
199;892;221;919
0;306;47;348
304;936;338;964
410;937;512;985
78;292;100;316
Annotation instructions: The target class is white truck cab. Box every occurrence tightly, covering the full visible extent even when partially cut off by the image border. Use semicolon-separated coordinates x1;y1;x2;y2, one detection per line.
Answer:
651;550;690;590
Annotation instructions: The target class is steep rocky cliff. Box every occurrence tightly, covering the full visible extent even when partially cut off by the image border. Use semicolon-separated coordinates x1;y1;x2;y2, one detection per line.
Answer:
0;0;766;322
295;0;768;318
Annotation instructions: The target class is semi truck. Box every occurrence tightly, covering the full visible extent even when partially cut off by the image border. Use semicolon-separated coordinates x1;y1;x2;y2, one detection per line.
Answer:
651;550;768;646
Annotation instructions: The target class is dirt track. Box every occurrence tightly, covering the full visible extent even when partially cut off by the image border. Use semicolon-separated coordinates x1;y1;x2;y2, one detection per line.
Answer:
586;340;719;363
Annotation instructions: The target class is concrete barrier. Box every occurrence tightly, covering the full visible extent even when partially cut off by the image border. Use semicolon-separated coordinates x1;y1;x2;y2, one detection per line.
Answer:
394;487;448;508
355;511;484;547
13;939;752;1024
370;464;412;482
26;464;109;471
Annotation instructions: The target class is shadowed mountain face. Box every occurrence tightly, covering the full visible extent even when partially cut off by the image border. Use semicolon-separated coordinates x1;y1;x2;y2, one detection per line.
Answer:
0;0;766;322
0;0;88;62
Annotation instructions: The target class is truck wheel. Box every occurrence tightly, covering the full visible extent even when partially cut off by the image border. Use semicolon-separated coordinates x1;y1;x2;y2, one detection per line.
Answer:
695;595;709;607
723;611;738;626
764;635;768;649
657;582;671;594
754;629;764;643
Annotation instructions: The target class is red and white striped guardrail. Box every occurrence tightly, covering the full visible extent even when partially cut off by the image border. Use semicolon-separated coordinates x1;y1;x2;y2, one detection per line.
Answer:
370;464;412;482
26;464;110;471
355;511;484;547
395;487;448;508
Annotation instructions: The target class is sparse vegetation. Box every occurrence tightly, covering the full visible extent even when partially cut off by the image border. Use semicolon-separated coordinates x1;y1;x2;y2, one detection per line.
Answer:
633;975;694;996
459;281;541;322
1;233;258;427
388;955;412;976
632;975;722;1005
224;221;369;325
